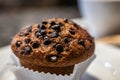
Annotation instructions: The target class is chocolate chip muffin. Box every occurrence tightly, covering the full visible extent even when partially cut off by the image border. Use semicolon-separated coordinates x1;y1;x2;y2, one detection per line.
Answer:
11;18;95;75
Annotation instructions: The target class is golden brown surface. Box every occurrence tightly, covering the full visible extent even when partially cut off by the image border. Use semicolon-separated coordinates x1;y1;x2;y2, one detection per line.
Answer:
11;18;95;73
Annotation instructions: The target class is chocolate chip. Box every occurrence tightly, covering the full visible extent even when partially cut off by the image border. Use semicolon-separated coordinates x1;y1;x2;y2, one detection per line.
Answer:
62;37;69;43
50;32;59;38
50;21;56;26
88;36;93;43
27;26;32;32
32;42;40;48
64;18;68;23
55;44;63;52
37;28;41;33
43;36;49;40
37;24;41;28
24;38;31;43
16;41;22;47
69;29;75;35
46;55;58;62
35;31;41;38
41;25;46;29
58;22;64;27
24;26;32;36
78;39;85;47
41;30;47;35
42;20;48;25
24;32;29;36
73;22;79;29
38;24;46;30
18;32;24;36
51;25;60;31
23;46;32;55
43;39;51;45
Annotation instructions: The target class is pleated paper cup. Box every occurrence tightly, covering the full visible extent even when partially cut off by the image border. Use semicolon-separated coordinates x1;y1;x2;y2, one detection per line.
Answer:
9;54;95;80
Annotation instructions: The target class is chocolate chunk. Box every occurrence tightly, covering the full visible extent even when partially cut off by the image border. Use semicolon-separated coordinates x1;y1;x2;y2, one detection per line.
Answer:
23;46;32;55
51;25;60;31
62;37;69;43
64;18;68;23
50;21;56;26
41;30;47;35
43;39;51;45
16;41;22;47
69;29;75;35
18;32;24;36
50;32;59;38
55;44;63;52
24;38;31;43
78;39;85;47
32;42;40;48
42;20;48;25
35;31;41;38
46;55;58;62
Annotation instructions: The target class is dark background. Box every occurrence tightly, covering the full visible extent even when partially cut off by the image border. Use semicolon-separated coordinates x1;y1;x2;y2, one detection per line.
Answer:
0;0;82;47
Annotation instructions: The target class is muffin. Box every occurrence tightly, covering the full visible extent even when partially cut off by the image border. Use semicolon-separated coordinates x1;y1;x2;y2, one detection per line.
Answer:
11;18;95;75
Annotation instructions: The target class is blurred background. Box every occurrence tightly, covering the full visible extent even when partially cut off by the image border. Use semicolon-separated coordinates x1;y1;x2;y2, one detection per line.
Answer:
0;0;80;47
0;0;120;47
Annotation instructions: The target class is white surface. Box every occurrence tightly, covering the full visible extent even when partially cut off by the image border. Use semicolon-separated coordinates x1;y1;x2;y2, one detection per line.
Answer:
0;42;120;80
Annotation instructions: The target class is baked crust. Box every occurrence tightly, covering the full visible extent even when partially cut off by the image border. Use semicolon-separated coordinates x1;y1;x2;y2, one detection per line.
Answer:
11;18;95;67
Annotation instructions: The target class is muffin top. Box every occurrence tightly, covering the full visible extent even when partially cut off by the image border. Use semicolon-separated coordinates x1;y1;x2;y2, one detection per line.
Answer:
11;18;95;67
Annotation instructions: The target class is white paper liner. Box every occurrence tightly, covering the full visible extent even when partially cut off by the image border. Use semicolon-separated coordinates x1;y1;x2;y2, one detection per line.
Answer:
8;54;95;80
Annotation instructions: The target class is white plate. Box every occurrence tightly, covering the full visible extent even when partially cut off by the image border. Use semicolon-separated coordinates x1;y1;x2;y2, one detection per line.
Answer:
0;42;120;80
86;42;120;80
